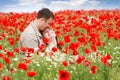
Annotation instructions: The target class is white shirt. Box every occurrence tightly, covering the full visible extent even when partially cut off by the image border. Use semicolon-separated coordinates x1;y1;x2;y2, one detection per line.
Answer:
19;21;43;49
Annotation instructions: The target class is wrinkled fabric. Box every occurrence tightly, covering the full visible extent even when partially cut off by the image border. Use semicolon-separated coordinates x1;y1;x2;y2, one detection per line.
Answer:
19;21;43;49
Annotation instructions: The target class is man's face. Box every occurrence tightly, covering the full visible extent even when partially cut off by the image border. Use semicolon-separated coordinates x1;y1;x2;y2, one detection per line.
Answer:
39;18;53;31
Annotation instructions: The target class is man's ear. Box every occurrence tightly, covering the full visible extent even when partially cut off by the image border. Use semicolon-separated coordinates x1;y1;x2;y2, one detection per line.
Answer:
41;18;45;22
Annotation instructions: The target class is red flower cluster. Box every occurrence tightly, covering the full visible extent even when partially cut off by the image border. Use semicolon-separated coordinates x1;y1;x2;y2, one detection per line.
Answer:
2;76;12;80
51;47;58;52
59;70;70;80
101;54;112;66
1;9;120;79
27;71;36;77
0;63;4;70
62;61;68;67
42;37;49;44
91;66;97;74
76;56;85;64
17;62;28;71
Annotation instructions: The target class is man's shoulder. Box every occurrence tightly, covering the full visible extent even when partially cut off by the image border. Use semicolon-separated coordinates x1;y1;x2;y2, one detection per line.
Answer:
24;23;34;33
22;23;35;34
21;23;36;38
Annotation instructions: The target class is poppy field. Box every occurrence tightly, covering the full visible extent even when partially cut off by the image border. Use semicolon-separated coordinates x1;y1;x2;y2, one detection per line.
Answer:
0;9;120;80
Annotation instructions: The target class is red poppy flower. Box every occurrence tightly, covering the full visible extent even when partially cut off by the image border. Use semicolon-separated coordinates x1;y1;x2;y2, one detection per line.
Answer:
91;45;97;51
3;57;11;64
58;40;65;46
7;38;15;46
74;30;79;37
55;31;61;37
17;62;28;71
96;41;102;46
64;35;70;43
6;51;14;57
42;38;49;44
0;63;4;70
72;50;78;56
69;42;80;51
77;37;87;44
51;47;58;52
0;44;2;50
91;65;97;74
27;71;36;77
14;48;19;53
0;54;5;58
101;56;107;64
20;46;27;52
84;60;91;66
76;56;85;64
27;48;34;53
2;76;12;80
59;70;70;80
84;48;91;54
101;54;112;65
38;44;46;51
9;68;15;73
16;37;20;41
62;61;68;67
0;36;3;40
105;54;112;60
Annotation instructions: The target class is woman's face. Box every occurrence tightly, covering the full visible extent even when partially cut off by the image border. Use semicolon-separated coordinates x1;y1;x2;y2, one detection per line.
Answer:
43;28;55;39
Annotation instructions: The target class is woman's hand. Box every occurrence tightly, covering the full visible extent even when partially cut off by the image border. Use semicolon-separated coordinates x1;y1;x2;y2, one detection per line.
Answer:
50;29;56;38
48;30;57;48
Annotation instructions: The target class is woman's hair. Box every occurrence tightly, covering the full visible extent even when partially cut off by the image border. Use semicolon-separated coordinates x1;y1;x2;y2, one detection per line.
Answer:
39;27;62;50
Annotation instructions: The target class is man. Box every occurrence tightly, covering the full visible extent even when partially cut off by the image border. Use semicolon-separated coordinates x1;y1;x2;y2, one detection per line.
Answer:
19;8;55;51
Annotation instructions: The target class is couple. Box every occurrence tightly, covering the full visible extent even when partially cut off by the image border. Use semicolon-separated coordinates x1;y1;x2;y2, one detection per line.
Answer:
19;8;60;55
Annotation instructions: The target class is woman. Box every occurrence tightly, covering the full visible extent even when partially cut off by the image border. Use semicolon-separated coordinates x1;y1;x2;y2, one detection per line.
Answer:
39;27;62;54
38;27;67;62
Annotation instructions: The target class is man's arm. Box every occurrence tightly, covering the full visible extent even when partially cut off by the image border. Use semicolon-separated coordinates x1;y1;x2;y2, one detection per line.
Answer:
20;33;39;49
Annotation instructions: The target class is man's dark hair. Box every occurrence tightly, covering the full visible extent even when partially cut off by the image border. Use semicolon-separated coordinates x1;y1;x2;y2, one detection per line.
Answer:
37;8;54;20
